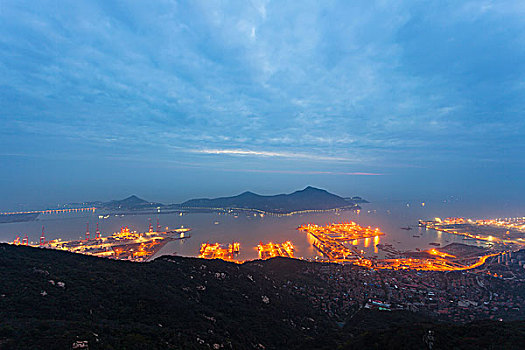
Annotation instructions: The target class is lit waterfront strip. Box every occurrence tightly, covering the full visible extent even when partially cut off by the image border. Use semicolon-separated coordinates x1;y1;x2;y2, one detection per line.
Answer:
1;207;96;215
180;205;359;217
419;217;525;246
298;222;502;272
298;223;384;263
258;241;295;260
199;242;240;261
11;226;190;262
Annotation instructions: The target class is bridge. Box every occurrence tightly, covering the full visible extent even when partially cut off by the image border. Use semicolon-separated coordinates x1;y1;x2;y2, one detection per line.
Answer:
0;207;97;215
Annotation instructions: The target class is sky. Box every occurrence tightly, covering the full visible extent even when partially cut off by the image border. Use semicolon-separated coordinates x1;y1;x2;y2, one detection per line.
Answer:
1;0;525;210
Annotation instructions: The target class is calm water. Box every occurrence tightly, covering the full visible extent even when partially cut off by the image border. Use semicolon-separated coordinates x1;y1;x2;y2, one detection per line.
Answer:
2;199;523;260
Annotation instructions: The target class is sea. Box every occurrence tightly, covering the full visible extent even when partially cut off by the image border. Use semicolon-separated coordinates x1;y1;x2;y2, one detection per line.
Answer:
1;198;524;261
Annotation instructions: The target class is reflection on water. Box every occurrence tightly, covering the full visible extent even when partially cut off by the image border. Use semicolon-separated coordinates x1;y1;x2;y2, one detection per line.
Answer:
0;199;500;260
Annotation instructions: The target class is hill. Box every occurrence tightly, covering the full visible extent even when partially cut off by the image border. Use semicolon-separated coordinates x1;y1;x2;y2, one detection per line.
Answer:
64;195;164;211
179;186;357;213
0;244;338;349
1;244;525;349
102;195;163;210
57;187;362;214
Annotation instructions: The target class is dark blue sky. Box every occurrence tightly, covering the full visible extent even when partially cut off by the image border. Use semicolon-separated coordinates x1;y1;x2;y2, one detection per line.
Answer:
1;1;525;210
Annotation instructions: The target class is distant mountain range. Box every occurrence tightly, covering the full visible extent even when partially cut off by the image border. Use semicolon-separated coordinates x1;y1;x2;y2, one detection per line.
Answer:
64;187;365;214
179;186;358;213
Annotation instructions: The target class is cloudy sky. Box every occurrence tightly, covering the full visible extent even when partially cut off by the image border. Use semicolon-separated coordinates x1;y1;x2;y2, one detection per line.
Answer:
1;0;525;209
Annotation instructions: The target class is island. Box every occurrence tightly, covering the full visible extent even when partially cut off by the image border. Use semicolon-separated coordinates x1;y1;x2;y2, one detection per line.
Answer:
49;186;363;216
175;186;360;214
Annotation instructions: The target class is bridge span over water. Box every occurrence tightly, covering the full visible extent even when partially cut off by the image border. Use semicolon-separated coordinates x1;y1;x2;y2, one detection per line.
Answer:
0;207;96;216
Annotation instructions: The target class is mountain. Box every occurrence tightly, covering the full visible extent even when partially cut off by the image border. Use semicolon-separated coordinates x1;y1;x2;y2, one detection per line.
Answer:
1;244;524;349
62;195;163;211
0;244;339;349
60;187;362;213
102;195;163;210
179;186;357;213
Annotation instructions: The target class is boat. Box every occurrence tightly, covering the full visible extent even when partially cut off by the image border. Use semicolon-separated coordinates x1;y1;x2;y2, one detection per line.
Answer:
400;226;412;230
429;242;441;246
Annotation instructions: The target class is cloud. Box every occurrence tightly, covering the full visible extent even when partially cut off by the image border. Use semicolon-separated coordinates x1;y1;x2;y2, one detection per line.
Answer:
234;169;384;176
191;148;353;161
0;0;524;187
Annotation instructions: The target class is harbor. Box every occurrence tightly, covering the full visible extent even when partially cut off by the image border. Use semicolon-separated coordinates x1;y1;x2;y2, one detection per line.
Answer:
12;220;190;262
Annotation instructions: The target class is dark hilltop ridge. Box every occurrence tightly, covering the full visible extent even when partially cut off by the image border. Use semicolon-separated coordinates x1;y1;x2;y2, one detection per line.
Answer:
62;187;365;214
1;244;524;349
178;186;359;214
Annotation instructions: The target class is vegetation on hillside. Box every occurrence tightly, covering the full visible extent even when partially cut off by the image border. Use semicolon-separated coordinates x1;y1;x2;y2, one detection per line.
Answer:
0;244;523;349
